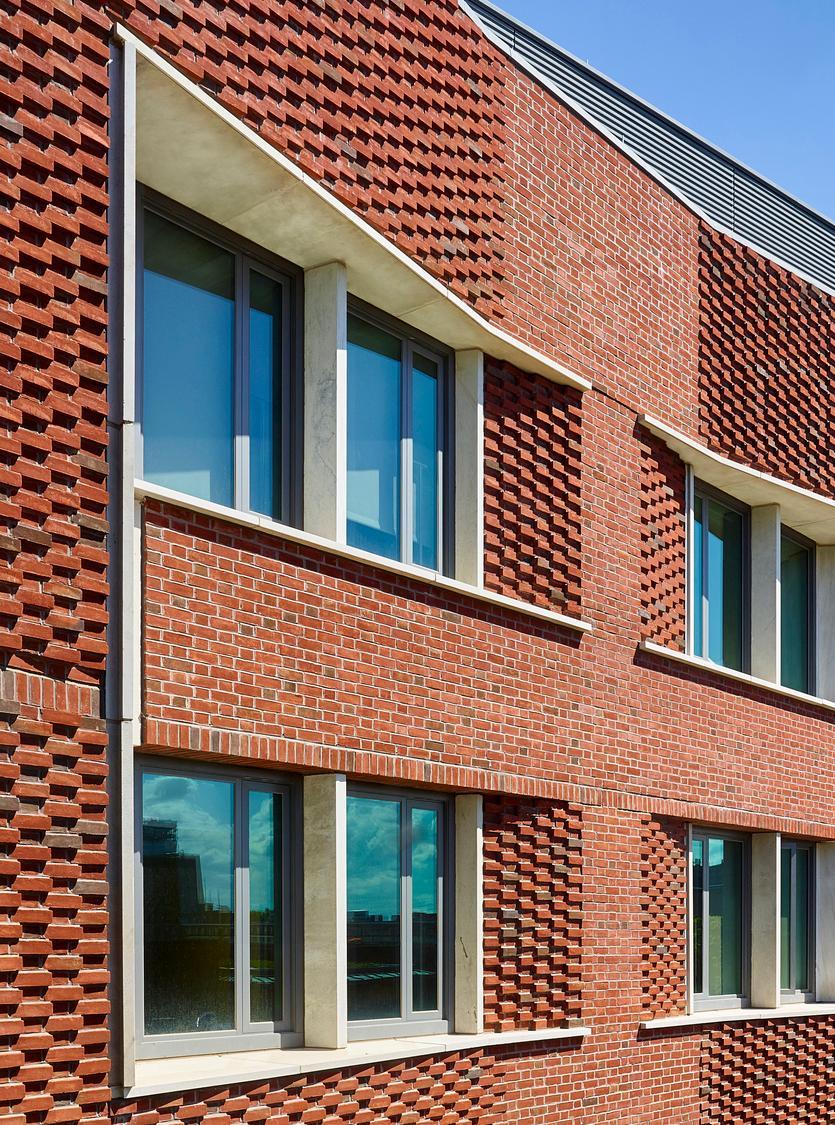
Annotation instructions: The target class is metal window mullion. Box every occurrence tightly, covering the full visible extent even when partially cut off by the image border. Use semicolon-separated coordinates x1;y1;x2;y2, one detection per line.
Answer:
135;195;146;478
401;798;412;1022
235;780;248;1035
701;497;711;660
701;834;710;999
401;342;413;565
435;361;444;575
435;803;444;1017
790;844;799;993
235;258;250;512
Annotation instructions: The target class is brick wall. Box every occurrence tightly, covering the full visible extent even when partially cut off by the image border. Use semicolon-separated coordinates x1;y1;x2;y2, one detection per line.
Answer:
482;796;582;1032
639;816;688;1019
637;430;687;649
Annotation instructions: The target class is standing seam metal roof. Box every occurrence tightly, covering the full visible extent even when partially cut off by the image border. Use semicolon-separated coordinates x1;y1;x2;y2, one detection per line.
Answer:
463;0;835;294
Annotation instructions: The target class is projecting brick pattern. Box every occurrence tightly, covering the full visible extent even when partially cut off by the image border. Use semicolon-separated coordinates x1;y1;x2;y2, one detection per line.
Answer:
0;668;109;1125
483;359;583;614
115;1050;507;1125
114;0;507;319
1;0;110;685
698;222;835;498
637;429;687;650
639;816;687;1018
701;1019;835;1123
482;796;582;1033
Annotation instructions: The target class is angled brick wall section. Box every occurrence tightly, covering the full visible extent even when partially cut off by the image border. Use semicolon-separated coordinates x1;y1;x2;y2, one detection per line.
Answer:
482;796;582;1033
637;428;687;650
483;359;583;615
639;816;688;1019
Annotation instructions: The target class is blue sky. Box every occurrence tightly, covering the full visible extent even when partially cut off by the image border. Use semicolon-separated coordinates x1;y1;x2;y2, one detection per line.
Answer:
494;0;835;221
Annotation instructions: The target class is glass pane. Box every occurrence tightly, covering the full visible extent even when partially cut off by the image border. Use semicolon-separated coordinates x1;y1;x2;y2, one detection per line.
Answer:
347;317;402;560
142;772;235;1035
692;837;704;995
781;534;810;692
780;844;791;991
143;210;235;506
706;498;745;670
249;789;282;1024
795;846;810;991
249;272;283;519
707;836;744;997
411;807;439;1012
693;495;704;657
347;796;401;1021
411;356;439;570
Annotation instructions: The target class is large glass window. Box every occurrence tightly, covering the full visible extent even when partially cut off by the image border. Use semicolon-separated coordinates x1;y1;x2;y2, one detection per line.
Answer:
347;313;447;571
781;840;814;999
141;196;294;520
137;763;295;1055
346;789;448;1037
693;484;749;671
691;830;748;1008
781;530;814;693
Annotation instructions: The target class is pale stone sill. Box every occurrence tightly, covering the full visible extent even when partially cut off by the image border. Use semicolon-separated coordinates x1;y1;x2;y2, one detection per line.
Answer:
135;479;592;634
641;1003;835;1031
125;1026;591;1098
640;641;835;715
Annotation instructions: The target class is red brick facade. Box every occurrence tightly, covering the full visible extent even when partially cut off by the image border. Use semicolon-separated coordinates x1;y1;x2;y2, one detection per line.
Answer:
5;0;835;1122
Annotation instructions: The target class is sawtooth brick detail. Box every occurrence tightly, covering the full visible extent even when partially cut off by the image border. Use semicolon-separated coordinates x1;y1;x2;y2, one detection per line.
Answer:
639;816;688;1019
637;429;687;650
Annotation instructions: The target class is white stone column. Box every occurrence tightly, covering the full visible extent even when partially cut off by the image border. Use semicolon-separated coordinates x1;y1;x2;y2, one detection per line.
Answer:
303;772;347;1047
453;350;484;587
816;546;835;700
304;262;347;542
750;504;781;683
816;841;835;1001
750;832;780;1008
454;793;483;1033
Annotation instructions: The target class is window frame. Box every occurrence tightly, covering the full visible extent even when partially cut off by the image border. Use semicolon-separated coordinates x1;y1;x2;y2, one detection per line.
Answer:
346;783;454;1041
346;298;455;576
134;756;302;1059
136;186;304;525
780;838;816;1003
690;827;751;1011
780;525;817;695
690;478;752;673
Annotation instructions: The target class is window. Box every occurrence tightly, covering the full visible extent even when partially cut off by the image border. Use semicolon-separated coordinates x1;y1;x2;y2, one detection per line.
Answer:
692;483;750;672
781;529;815;693
346;310;449;572
139;192;297;521
346;788;450;1038
781;840;814;1000
691;830;749;1009
136;762;297;1056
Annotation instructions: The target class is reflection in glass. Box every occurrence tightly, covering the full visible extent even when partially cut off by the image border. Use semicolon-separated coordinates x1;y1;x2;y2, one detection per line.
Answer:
412;356;439;570
249;272;283;519
143;210;235;505
780;844;791;991
347;318;402;560
347;796;401;1020
411;807;439;1011
142;772;235;1035
781;843;811;993
693;495;704;658
781;534;811;692
249;789;282;1023
694;493;745;670
707;836;743;998
692;836;704;995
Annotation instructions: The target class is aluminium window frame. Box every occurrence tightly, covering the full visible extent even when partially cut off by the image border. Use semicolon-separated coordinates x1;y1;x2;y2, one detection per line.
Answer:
134;756;303;1059
780;838;816;1003
346;783;454;1041
690;477;752;674
346;297;455;577
779;525;817;696
136;186;304;526
690;827;751;1012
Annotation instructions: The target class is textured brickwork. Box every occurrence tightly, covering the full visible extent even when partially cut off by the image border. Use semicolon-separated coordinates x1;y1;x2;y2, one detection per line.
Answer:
701;1019;835;1123
482;796;582;1033
637;429;687;650
698;222;835;498
639;816;688;1018
483;360;583;614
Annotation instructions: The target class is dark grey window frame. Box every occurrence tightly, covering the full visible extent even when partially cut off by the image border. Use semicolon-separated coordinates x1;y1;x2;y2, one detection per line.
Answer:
346;783;454;1041
346;298;455;577
692;479;752;673
136;186;304;526
690;827;751;1011
134;756;303;1059
780;525;817;695
780;839;816;1003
